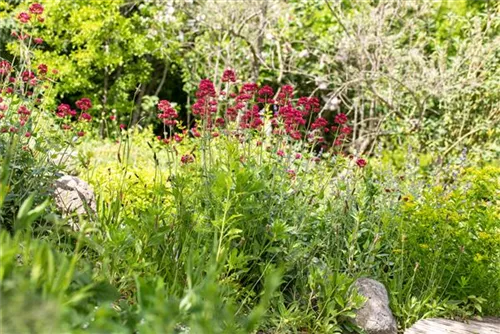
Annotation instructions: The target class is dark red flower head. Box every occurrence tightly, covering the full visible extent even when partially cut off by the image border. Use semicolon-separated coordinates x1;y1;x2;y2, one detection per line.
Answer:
38;64;47;75
258;85;274;97
34;37;43;44
29;3;44;15
76;98;92;111
356;158;367;168
334;113;348;125
0;61;11;76
221;69;236;83
17;12;31;23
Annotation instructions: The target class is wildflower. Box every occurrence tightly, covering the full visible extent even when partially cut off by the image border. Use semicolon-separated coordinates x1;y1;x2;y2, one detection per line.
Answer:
76;98;92;111
0;60;11;76
174;133;182;142
311;117;328;130
157;100;178;125
196;79;216;98
258;85;274;97
119;124;126;130
34;37;43;44
211;132;219;138
25;132;31;138
181;154;194;164
334;113;348;125
356;158;367;168
287;169;296;179
17;105;31;115
0;105;7;112
221;69;236;83
110;115;116;121
21;70;35;82
38;64;48;75
241;83;258;94
61;124;72;130
5;87;14;94
80;112;92;121
77;131;85;137
295;153;302;159
277;149;285;157
341;126;352;134
29;3;44;15
17;12;31;23
9;126;18;133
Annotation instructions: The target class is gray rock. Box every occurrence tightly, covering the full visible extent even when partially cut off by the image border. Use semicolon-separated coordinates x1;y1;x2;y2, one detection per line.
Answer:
352;278;397;334
53;175;96;223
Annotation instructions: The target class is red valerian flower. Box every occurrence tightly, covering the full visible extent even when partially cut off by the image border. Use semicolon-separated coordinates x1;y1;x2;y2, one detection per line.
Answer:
119;124;126;130
287;169;296;179
241;83;258;94
76;98;92;111
110;115;116;121
0;60;11;76
356;158;367;168
196;79;216;98
17;105;31;115
174;133;182;142
311;117;328;130
181;154;194;164
77;131;85;137
157;100;178;125
56;103;71;117
295;153;302;159
17;12;31;23
21;70;35;82
334;113;348;125
25;132;32;138
80;112;92;121
277;149;285;157
341;126;352;134
29;3;44;15
221;69;236;83
258;85;274;97
34;37;43;44
38;64;48;75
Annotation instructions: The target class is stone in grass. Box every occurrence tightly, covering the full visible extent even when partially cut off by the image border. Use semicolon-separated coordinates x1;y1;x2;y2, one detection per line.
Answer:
352;278;398;334
53;175;96;230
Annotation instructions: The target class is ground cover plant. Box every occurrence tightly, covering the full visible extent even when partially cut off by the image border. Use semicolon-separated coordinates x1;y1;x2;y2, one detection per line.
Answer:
0;2;499;334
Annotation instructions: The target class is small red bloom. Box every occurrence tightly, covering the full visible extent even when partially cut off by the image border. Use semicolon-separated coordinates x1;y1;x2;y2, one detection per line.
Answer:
38;64;48;75
29;3;44;15
17;12;31;23
334;113;348;125
34;37;43;44
258;85;274;97
341;126;352;134
221;69;236;83
295;153;302;159
25;132;31;138
119;124;126;130
181;154;194;164
356;158;367;168
77;131;85;137
277;149;285;157
0;61;11;76
80;112;92;121
76;98;92;111
110;115;116;121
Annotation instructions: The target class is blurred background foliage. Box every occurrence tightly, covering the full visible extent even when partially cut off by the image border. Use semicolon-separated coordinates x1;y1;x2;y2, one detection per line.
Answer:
1;0;498;158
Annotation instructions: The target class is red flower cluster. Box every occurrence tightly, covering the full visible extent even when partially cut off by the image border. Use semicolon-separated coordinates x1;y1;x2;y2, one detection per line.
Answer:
356;158;367;168
29;3;44;15
76;98;92;111
17;12;31;23
157;100;178;126
221;69;236;83
181;154;194;164
0;61;11;76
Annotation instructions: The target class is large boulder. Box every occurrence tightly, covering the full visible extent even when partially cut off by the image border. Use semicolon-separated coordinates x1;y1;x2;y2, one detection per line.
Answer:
352;278;397;334
53;175;96;219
